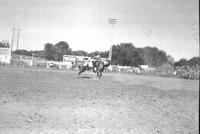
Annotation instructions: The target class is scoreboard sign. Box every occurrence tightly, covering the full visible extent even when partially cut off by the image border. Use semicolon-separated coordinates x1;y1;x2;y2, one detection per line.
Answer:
63;55;77;62
63;55;90;62
0;47;11;63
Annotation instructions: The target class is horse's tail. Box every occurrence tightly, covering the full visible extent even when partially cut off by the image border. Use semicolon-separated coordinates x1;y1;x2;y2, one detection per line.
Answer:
100;58;110;68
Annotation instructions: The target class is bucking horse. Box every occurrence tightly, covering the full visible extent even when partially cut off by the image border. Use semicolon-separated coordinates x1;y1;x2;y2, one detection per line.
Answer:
78;58;110;79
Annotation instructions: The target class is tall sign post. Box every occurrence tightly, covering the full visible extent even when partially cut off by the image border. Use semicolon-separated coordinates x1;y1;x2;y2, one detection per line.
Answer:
11;27;20;52
108;18;117;64
108;45;113;62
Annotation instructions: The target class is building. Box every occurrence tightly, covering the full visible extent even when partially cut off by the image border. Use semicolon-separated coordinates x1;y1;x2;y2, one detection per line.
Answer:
63;55;90;69
0;47;11;64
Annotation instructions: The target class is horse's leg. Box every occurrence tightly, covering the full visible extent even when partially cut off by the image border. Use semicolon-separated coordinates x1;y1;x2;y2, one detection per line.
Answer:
78;67;86;75
93;67;97;73
98;71;102;80
96;71;99;80
96;71;98;77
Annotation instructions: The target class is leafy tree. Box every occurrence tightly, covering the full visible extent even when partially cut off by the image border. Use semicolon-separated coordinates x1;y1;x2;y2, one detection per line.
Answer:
112;43;138;66
174;57;200;67
134;48;145;66
30;50;45;59
54;41;71;61
187;57;200;66
111;44;169;67
13;50;32;56
174;58;188;67
72;50;88;56
88;51;100;57
0;40;10;48
88;51;109;58
142;46;168;66
44;43;55;60
99;51;109;58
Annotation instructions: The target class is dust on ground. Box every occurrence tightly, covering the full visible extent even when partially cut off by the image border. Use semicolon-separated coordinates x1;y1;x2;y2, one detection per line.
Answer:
0;67;199;134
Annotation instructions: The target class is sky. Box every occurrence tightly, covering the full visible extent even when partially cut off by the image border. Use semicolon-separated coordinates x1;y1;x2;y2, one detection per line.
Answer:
0;0;199;61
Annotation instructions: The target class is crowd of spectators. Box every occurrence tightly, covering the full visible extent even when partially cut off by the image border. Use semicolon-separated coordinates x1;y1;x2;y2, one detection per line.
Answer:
106;65;199;80
173;65;199;80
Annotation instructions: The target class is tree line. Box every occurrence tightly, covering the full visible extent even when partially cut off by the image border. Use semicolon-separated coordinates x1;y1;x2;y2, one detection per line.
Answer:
13;41;199;67
0;40;10;48
174;57;200;67
112;43;170;67
13;41;109;61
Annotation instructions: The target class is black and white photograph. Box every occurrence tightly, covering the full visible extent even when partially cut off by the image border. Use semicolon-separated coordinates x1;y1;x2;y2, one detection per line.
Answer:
0;0;199;133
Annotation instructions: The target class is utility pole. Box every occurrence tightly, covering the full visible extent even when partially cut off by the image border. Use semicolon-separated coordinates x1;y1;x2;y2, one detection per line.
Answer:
108;45;113;62
108;18;117;64
11;27;20;52
16;28;20;50
11;28;15;52
190;22;199;56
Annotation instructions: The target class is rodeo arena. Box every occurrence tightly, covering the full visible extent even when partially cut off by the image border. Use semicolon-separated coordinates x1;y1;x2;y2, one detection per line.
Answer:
0;44;199;134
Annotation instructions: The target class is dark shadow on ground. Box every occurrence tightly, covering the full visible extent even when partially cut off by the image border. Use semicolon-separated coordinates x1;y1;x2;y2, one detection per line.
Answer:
76;76;92;79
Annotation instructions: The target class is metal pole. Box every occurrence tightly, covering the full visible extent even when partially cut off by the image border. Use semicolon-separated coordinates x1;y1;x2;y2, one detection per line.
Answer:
11;28;15;52
108;18;117;64
108;45;113;61
16;28;20;50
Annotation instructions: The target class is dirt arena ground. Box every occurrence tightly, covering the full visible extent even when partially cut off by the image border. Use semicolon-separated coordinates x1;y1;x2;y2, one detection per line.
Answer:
0;66;199;134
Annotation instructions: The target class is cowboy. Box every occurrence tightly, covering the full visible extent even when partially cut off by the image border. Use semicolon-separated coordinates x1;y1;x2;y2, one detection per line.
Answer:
82;57;93;68
91;55;101;71
92;55;101;61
